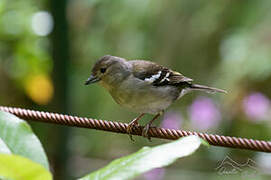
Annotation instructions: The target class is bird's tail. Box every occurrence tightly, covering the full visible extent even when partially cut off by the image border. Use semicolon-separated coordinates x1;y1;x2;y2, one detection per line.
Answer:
189;84;227;94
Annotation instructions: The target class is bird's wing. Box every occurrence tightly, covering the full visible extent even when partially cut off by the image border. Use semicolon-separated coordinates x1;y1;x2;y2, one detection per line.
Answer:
130;60;193;86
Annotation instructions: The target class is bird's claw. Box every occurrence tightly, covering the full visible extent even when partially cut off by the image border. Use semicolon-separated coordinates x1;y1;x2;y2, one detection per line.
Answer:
142;124;152;142
127;120;139;141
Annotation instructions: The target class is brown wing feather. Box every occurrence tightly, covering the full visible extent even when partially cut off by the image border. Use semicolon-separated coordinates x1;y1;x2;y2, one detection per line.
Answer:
130;60;163;80
168;71;193;84
130;60;193;86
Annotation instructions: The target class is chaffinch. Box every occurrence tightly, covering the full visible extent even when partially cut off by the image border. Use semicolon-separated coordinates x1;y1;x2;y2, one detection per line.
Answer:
85;55;227;140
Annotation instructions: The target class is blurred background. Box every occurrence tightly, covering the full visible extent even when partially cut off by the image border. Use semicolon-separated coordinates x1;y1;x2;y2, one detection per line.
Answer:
0;0;271;179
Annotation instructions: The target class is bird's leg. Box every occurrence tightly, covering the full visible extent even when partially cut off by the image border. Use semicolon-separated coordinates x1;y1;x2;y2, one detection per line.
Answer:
142;111;164;141
127;113;145;141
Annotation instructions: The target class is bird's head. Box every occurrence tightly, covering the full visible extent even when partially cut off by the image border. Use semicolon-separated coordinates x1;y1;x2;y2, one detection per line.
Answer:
85;55;130;88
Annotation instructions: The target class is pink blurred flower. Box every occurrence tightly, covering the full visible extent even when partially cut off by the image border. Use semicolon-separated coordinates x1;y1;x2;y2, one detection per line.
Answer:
189;97;221;130
161;111;182;130
144;168;165;180
243;92;270;121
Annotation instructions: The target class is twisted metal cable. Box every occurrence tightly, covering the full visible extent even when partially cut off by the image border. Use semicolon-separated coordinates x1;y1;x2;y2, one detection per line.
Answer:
0;106;270;153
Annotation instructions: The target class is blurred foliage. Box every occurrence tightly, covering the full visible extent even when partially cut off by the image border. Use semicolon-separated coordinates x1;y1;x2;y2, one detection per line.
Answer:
0;0;271;179
0;0;53;105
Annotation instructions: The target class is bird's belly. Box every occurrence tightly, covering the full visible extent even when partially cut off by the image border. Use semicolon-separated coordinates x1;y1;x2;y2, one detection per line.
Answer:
110;84;179;114
122;94;171;114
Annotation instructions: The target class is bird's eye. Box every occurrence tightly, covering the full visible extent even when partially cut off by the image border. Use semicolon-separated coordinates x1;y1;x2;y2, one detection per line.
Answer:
100;68;106;73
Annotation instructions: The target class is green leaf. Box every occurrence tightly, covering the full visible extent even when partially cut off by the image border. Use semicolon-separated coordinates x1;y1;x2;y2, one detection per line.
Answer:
0;154;52;180
0;137;11;154
79;135;204;180
0;111;49;170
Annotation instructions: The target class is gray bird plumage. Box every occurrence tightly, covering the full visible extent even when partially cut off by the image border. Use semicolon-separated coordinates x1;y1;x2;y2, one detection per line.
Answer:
85;55;227;140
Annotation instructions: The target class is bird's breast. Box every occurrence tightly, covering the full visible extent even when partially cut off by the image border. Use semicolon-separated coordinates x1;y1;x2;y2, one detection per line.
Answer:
108;76;179;114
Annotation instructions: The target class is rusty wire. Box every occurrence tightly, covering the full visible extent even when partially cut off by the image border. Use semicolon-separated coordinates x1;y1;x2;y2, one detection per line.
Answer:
0;106;270;153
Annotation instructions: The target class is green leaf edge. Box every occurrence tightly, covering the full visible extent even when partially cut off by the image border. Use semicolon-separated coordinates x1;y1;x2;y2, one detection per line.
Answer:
79;135;206;180
0;111;50;170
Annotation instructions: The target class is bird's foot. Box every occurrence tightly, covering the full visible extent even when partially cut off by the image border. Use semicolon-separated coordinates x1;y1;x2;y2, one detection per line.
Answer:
141;111;163;141
142;123;152;142
127;120;139;141
127;113;145;141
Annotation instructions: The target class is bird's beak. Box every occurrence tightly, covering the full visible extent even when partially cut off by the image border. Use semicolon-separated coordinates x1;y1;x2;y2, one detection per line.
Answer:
85;75;100;85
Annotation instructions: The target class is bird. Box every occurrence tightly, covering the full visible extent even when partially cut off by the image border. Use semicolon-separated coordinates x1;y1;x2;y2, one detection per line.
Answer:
85;55;227;141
